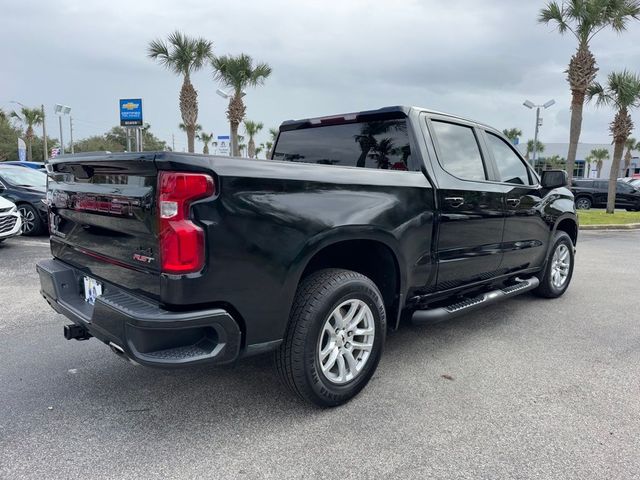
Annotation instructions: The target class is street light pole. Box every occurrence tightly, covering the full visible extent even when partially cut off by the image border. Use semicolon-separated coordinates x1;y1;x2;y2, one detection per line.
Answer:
523;99;555;172
41;104;48;161
58;114;64;155
69;116;74;154
54;104;71;155
532;106;541;168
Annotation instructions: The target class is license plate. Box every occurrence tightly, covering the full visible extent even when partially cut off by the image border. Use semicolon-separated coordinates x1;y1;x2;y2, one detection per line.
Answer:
83;276;103;305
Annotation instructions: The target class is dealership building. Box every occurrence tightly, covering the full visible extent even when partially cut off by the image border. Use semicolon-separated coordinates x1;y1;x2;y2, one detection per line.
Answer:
516;142;640;179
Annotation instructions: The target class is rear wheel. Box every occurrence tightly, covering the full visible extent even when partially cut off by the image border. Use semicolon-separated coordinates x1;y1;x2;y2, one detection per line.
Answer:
17;204;44;236
533;231;574;298
575;197;592;210
275;269;386;407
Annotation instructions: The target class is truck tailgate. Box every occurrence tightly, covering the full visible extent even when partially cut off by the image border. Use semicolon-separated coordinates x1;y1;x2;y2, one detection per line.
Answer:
48;154;161;299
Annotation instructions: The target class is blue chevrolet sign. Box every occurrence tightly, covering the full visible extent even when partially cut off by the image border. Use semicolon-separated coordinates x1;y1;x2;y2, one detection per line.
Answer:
119;98;143;126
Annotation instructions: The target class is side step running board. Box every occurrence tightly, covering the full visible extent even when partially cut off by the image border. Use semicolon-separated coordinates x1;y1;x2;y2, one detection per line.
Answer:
411;277;539;325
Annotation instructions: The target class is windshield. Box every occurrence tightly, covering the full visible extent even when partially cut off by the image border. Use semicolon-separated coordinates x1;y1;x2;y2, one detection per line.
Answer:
0;168;47;188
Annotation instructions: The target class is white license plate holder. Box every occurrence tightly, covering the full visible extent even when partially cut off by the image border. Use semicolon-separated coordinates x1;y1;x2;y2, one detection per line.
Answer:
83;276;103;305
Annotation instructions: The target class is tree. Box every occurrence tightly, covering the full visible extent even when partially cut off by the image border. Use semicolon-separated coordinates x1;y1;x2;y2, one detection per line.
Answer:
502;128;523;144
255;145;264;158
237;134;246;157
74;125;167;153
543;154;567;170
587;70;640;213
148;31;213;153
10;107;43;161
586;147;609;177
198;132;214;154
212;54;271;157
243;120;264;158
264;141;273;159
623;136;639;175
0;109;23;161
525;139;545;163
539;0;640;183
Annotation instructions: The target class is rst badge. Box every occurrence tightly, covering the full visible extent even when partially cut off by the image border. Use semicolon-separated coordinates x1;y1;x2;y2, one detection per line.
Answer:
133;249;154;264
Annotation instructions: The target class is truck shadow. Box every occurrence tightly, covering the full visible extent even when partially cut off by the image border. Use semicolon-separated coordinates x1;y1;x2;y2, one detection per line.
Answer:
13;293;551;446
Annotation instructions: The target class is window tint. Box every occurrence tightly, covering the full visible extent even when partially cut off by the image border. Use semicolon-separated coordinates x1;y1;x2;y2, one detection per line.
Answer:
596;181;608;190
486;133;531;185
272;118;413;171
617;182;633;193
431;121;485;181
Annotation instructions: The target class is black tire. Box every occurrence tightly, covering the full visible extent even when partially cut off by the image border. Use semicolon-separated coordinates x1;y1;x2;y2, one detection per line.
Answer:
575;197;592;210
275;268;386;407
17;204;44;236
533;231;575;299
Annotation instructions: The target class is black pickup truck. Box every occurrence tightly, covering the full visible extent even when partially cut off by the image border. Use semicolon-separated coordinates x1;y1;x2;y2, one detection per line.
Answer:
37;106;577;406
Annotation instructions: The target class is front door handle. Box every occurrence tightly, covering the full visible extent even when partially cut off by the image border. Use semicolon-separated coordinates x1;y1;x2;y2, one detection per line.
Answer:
506;198;521;207
444;197;464;208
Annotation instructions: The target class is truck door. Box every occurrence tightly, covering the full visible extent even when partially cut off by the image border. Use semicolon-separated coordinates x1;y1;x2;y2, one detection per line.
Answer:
426;117;505;288
481;131;549;271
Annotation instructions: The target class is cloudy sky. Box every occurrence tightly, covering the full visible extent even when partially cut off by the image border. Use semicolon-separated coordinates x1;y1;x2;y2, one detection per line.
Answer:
3;0;640;152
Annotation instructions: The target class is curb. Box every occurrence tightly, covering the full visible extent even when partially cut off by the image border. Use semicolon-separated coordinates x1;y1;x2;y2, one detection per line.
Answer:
580;223;640;231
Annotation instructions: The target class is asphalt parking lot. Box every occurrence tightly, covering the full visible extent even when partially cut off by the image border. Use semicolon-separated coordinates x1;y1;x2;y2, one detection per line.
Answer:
1;231;639;479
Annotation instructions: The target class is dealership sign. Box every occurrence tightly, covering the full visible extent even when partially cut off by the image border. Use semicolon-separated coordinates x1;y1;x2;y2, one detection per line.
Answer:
216;135;230;156
119;99;143;126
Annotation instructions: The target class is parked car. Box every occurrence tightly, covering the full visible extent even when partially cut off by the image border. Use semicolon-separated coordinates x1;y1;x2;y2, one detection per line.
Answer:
1;161;46;171
0;166;48;235
571;179;640;210
37;106;577;407
0;196;22;243
629;179;640;189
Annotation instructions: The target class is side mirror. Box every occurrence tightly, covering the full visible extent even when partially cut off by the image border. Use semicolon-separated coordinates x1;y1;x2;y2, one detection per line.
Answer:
541;170;568;189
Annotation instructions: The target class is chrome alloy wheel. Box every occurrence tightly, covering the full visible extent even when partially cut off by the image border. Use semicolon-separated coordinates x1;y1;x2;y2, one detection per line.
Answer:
317;299;376;385
18;207;36;234
551;244;570;289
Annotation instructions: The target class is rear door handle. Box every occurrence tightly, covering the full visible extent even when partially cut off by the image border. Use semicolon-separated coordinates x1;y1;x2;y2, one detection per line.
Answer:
444;197;464;208
507;198;521;207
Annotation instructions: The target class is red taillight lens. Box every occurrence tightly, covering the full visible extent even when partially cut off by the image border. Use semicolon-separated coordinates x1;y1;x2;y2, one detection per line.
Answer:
158;172;215;274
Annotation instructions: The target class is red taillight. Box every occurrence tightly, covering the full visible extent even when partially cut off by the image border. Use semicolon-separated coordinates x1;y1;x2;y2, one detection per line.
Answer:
158;172;215;274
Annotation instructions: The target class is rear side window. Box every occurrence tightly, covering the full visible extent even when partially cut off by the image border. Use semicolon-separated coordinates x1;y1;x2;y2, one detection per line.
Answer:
486;133;532;185
272;118;413;171
431;121;486;181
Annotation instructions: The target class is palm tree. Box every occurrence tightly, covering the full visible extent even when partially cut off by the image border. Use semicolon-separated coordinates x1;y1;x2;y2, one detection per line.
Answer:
539;0;640;183
255;145;264;158
502;128;523;144
525;139;545;163
623;136;639;175
587;70;640;213
148;31;213;153
211;54;272;157
198;132;214;154
237;134;247;157
544;154;567;170
10;107;43;161
243;120;264;158
586;147;609;177
369;138;396;169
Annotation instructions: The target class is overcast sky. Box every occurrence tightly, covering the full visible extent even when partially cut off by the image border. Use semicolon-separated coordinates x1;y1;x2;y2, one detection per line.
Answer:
2;0;640;153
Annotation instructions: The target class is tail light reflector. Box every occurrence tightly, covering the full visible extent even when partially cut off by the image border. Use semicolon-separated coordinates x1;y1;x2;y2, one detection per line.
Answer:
158;172;214;274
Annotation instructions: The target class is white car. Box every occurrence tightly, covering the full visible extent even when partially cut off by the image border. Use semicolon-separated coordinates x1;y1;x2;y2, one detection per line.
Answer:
0;196;22;243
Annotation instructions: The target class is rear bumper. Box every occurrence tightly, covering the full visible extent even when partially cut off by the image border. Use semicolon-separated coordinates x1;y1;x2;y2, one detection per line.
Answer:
36;258;242;367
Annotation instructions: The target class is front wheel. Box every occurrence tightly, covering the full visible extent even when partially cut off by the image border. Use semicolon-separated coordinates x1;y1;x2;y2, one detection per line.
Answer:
275;269;386;407
533;231;575;298
17;204;44;236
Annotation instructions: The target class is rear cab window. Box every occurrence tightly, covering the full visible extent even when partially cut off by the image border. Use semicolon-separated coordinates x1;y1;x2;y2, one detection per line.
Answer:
429;120;486;181
272;114;415;171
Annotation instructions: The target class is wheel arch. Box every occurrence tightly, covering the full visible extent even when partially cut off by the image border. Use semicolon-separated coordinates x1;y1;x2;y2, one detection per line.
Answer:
287;227;406;330
553;213;578;246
